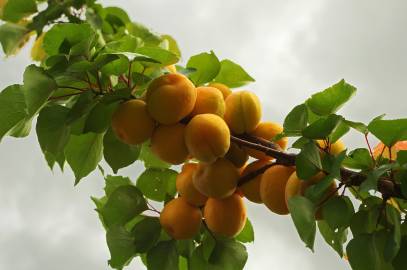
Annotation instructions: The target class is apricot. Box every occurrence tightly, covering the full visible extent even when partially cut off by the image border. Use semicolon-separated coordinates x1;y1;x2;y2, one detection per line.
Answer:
111;99;155;145
317;139;346;155
240;160;272;203
193;158;239;199
285;172;338;220
176;163;208;207
204;193;247;237
260;165;295;215
246;121;288;160
146;73;196;124
31;33;47;62
224;91;262;134
185;114;230;163
151;123;189;164
190;86;225;117
373;141;407;160
224;142;249;168
160;197;202;240
208;82;232;99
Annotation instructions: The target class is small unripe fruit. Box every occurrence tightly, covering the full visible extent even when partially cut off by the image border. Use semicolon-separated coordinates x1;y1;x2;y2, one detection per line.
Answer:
224;91;262;134
240;160;272;203
160;197;202;240
146;73;196;125
185;114;230;163
151;123;189;164
111;99;155;145
193;158;239;199
176;163;208;207
260;165;295;215
208;82;232;99
204;194;247;237
190;86;225;117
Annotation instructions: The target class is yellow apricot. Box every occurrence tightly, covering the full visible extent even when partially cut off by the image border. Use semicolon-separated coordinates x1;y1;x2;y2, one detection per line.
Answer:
260;165;295;215
373;141;407;160
240;160;272;203
151;123;189;164
208;82;232;99
160;197;202;240
246;122;288;160
190;86;225;117
185;114;230;163
224;91;262;134
204;193;247;237
193;158;239;199
176;163;208;207
146;73;196;125
31;33;47;62
224;142;249;168
317;140;346;155
111;99;155;145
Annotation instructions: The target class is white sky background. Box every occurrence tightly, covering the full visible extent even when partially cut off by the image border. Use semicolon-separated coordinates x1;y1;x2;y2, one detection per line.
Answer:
1;0;407;269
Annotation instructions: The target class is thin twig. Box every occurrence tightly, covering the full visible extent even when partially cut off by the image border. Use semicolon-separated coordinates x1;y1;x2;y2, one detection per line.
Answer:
364;133;376;166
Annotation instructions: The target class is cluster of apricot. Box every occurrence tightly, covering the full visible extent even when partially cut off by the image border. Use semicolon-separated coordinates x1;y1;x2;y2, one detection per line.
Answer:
110;70;346;240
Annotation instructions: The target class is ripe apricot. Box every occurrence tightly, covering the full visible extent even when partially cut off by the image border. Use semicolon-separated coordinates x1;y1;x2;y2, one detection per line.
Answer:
246;121;288;160
111;99;155;145
193;158;239;199
204;193;247;237
146;73;196;125
185;114;230;163
317;140;346;156
260;165;295;215
160;197;202;239
176;163;208;207
151;123;189;164
224;142;249;168
208;82;232;99
190;86;225;117
373;141;407;160
224;91;262;134
240;160;272;203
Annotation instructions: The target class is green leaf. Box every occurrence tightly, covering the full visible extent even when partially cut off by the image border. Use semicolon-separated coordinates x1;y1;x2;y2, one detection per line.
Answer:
368;118;407;147
302;114;342;139
64;132;104;184
43;23;96;57
304;174;335;203
213;59;255;88
287;196;316;251
66;91;98;125
283;104;308;136
350;209;381;236
106;226;137;270
101;185;148;228
36;105;70;169
177;239;195;258
295;142;322;180
346;231;394;270
186;51;220;86
397;151;407;166
135;46;178;66
147;241;179;270
84;102;117;133
322;196;355;230
190;239;248;270
328;120;350;143
235;218;254;243
161;34;181;57
306;79;356;116
318;221;347;257
2;0;37;22
136;168;178;202
393;237;407;270
0;85;26;141
104;175;133;197
201;232;216;261
139;142;170;169
132;216;161;253
103;128;140;174
360;164;394;193
343;148;374;170
384;205;401;261
343;119;368;134
127;22;162;46
0;22;30;55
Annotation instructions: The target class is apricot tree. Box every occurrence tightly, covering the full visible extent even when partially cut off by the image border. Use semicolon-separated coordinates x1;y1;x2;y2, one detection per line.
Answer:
1;1;407;270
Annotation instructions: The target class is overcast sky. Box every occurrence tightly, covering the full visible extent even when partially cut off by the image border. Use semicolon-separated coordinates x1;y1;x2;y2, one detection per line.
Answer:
1;0;406;269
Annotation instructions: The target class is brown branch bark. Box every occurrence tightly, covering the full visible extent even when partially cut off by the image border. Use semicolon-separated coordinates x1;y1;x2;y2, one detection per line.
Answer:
232;135;405;200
